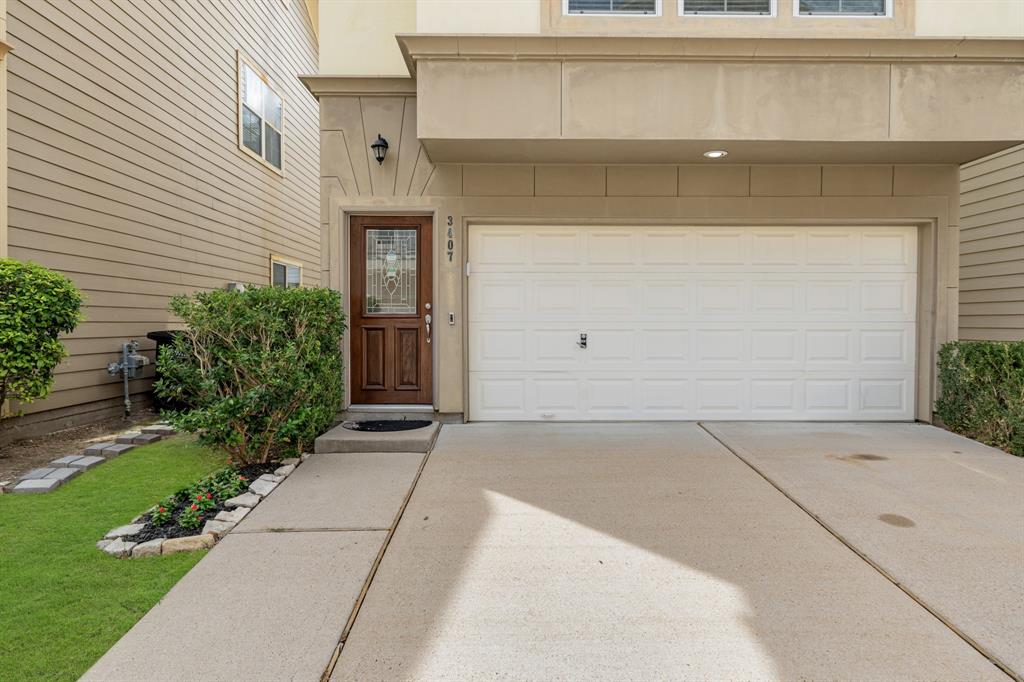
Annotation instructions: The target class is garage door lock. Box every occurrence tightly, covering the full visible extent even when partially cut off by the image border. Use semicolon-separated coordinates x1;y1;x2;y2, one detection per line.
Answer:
577;332;588;349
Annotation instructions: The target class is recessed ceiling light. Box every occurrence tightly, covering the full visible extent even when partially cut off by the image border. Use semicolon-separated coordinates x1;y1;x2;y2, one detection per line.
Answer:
703;150;728;159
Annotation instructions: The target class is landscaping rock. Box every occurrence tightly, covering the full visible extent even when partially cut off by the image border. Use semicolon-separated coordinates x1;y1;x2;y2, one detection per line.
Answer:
248;477;278;497
131;433;162;445
50;455;84;466
43;467;81;483
102;443;135;456
116;432;142;444
19;467;55;481
105;523;146;539
280;457;300;466
300;452;312;462
141;424;176;436
224;492;261;508
274;464;295;477
224;491;260;507
96;539;113;550
215;507;250;524
12;479;61;493
131;538;165;558
67;456;105;470
84;441;117;455
103;538;137;558
201;519;235;538
162;534;215;555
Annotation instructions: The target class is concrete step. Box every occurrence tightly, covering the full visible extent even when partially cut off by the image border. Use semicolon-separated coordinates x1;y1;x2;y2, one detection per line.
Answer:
314;421;440;454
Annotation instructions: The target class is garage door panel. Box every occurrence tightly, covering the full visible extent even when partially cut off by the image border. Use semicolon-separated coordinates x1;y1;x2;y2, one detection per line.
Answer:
469;372;916;421
471;226;917;273
470;273;916;322
469;225;917;421
470;322;915;373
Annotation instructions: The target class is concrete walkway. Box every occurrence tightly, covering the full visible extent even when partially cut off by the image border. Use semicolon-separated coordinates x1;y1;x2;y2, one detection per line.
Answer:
331;423;1013;681
81;451;425;682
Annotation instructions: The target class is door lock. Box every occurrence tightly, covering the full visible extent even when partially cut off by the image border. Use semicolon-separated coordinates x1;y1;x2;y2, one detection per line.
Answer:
577;332;587;349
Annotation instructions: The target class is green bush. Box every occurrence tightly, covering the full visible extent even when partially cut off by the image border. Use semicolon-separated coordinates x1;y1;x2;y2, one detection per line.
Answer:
935;340;1024;456
154;286;345;464
0;259;82;413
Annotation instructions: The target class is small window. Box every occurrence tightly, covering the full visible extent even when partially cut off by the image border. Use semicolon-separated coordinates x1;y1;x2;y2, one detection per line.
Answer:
798;0;887;16
270;258;301;288
682;0;772;14
238;53;284;172
566;0;659;15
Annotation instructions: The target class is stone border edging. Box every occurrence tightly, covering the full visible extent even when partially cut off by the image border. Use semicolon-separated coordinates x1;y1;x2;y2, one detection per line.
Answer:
96;453;312;559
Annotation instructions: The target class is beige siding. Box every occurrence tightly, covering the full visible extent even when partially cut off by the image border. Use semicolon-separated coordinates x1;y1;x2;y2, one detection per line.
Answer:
959;145;1024;341
4;0;320;420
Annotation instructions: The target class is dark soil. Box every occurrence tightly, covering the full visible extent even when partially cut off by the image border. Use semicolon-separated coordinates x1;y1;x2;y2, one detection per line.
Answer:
344;419;433;432
0;408;159;484
122;461;281;543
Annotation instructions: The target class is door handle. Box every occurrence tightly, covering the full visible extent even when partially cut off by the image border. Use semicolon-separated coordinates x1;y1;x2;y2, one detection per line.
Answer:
425;313;432;344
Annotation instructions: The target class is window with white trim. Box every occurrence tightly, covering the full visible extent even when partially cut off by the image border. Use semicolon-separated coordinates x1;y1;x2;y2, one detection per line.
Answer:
270;257;301;288
682;0;772;14
238;53;284;172
798;0;887;15
566;0;659;14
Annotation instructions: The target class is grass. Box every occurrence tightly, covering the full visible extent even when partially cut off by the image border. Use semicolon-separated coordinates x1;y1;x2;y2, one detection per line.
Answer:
0;436;225;680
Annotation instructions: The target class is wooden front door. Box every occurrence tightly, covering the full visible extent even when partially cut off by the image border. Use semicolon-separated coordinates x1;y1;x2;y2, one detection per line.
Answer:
350;216;433;404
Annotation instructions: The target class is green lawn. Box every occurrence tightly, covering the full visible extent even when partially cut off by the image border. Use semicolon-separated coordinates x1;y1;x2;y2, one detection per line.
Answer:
0;436;225;680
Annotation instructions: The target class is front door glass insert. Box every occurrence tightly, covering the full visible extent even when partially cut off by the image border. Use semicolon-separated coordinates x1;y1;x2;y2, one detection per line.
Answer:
366;228;417;314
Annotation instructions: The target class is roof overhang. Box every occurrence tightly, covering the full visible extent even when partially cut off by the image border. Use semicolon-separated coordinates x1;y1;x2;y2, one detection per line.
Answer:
394;35;1024;165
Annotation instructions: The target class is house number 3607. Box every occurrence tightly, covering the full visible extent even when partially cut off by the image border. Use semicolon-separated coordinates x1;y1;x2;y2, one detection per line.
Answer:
446;216;455;262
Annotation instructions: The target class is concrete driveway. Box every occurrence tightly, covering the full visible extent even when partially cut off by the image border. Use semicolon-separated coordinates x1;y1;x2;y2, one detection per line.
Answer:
331;423;1021;681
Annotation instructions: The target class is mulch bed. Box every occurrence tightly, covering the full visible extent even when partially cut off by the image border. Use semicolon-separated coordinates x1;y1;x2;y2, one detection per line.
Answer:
123;462;280;543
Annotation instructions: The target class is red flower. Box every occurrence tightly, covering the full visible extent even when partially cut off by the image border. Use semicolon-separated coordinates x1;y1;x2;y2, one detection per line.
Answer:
206;493;212;500
239;476;247;481
158;507;166;513
190;503;198;511
196;494;203;501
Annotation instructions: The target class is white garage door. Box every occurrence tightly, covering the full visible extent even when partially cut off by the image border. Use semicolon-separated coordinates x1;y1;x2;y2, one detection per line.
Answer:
468;225;917;421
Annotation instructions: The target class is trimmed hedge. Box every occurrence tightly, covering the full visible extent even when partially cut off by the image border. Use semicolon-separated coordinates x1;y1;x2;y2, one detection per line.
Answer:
155;286;345;464
935;340;1024;456
0;259;82;413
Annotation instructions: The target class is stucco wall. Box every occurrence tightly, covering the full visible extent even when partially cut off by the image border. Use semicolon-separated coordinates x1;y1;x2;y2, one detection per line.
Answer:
959;145;1024;341
916;0;1024;38
319;93;962;421
318;0;415;76
314;0;1023;78
2;0;320;432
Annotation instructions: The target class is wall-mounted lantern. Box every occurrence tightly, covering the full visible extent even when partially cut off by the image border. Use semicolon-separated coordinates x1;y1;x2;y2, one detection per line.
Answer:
370;134;389;165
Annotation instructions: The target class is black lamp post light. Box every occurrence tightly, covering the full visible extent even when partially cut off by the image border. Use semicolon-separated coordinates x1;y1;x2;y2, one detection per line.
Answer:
371;133;389;165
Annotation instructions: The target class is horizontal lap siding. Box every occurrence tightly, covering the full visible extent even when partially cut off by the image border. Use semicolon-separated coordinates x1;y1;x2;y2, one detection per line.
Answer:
5;0;319;415
959;145;1024;341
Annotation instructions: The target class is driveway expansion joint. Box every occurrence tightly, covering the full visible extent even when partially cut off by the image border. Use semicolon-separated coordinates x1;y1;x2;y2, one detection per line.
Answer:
232;527;391;534
698;421;1019;682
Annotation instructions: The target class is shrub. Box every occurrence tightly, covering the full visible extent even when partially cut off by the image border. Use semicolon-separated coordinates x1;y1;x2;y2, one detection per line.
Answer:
935;340;1024;456
155;286;345;464
0;259;82;414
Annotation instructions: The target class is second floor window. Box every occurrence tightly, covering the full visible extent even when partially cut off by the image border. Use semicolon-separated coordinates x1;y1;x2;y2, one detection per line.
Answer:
566;0;659;14
238;53;284;172
682;0;771;13
798;0;886;15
